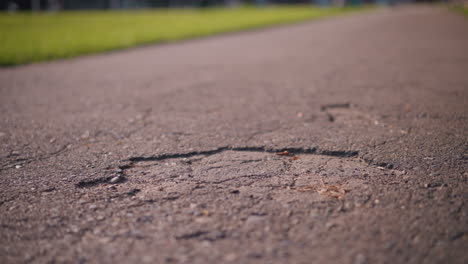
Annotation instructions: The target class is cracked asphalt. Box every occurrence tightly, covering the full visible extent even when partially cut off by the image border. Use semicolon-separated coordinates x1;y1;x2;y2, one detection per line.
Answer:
1;5;467;264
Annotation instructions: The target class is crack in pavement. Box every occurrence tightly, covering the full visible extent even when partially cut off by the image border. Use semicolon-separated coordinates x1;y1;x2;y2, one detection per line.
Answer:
75;145;359;189
191;173;276;185
0;145;69;172
127;146;358;163
0;109;154;172
320;103;351;122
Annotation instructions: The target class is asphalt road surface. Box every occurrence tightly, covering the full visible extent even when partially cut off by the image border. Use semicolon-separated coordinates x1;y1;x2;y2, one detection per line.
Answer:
1;5;467;264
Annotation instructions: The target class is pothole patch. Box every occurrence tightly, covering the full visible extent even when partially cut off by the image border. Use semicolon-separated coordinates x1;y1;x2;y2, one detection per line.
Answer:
102;148;395;204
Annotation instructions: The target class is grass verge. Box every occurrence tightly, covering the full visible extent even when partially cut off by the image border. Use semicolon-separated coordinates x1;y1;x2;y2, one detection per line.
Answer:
451;5;468;17
0;6;369;66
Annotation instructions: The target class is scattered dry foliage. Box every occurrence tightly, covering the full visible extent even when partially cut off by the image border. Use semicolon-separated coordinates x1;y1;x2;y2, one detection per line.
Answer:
292;179;348;199
275;151;300;160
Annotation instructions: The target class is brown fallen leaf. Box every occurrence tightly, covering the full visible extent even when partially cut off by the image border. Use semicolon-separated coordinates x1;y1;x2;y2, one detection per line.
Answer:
317;180;347;199
201;210;210;217
276;151;291;156
318;186;346;199
294;179;348;199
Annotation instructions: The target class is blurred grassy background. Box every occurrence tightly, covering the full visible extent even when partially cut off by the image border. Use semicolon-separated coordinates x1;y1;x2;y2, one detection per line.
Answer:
0;6;368;66
453;5;468;16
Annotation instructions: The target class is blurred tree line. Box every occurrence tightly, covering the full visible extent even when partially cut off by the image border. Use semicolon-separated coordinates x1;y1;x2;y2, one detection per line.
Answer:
0;0;442;11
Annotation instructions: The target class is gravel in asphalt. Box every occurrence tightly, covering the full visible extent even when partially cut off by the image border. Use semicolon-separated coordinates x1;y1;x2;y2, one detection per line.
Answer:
0;5;467;264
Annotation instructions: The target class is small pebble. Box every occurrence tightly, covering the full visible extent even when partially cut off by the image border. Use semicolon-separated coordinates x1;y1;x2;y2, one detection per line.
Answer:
81;130;90;139
325;222;337;229
109;175;123;184
69;225;79;233
224;253;237;262
355;253;368;264
96;215;105;221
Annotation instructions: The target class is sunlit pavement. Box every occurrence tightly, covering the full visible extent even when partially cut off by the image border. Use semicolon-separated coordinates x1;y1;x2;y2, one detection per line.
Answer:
1;5;467;264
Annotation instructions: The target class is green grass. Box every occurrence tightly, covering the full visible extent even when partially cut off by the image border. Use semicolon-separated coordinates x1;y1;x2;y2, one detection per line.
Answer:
0;6;368;66
452;5;468;17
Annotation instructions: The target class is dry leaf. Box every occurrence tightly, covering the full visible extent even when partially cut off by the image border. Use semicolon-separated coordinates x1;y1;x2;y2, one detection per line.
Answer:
201;210;210;216
317;184;347;199
291;179;349;199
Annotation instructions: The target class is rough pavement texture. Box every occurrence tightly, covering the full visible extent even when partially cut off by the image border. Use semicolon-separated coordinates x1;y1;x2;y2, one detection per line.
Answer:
1;6;467;264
